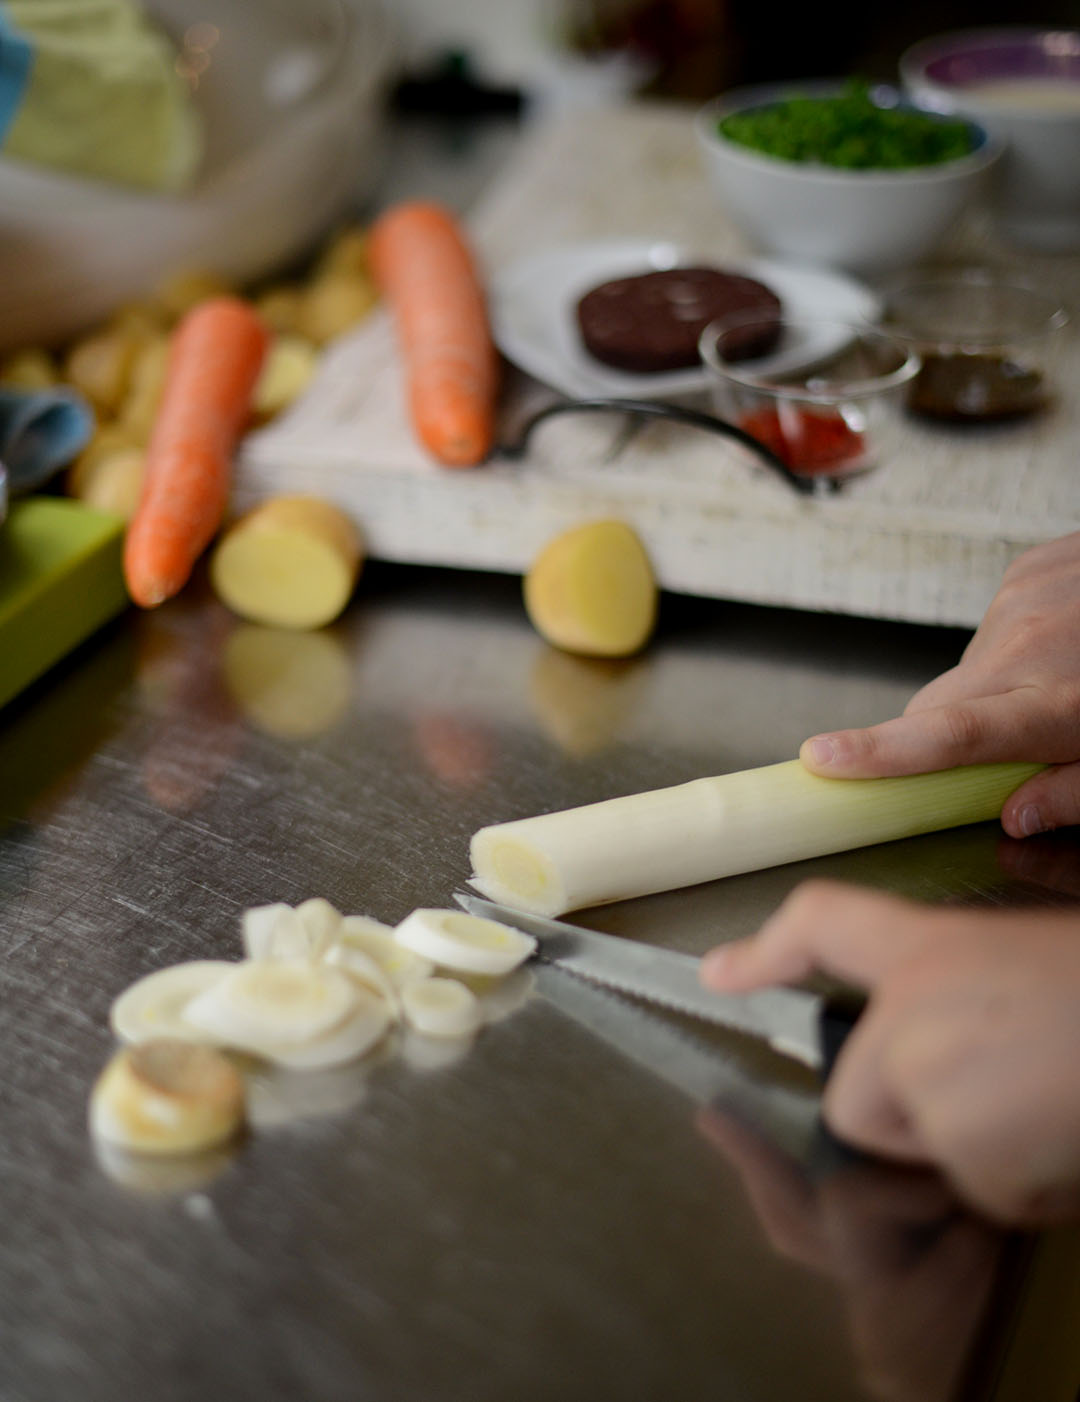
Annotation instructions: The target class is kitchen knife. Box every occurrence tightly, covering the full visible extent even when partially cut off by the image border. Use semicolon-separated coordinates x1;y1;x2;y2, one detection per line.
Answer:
528;959;841;1171
454;892;863;1077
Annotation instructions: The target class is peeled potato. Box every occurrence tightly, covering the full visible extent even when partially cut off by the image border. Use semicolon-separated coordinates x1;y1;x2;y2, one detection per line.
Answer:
71;446;144;518
255;285;305;337
252;336;318;422
523;520;658;658
0;346;58;390
315;226;370;279
153;268;233;322
211;495;363;630
107;302;168;339
64;327;146;416
118;335;170;443
298;274;377;345
66;423;143;497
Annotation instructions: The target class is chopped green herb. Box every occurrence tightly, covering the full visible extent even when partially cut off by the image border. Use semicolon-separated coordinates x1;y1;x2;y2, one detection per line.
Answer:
719;81;975;170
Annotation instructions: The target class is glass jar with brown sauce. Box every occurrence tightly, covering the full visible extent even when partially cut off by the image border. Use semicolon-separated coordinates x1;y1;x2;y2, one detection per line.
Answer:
880;271;1069;425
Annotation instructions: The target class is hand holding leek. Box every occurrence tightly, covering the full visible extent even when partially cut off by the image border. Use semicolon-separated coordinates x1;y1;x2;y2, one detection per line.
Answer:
800;531;1080;840
701;881;1080;1226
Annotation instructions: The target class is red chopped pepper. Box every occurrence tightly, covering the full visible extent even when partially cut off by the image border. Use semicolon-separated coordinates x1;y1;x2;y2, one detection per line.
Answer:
739;405;867;477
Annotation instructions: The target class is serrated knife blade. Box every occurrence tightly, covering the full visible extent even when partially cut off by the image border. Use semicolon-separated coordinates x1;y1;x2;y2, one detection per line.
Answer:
530;961;828;1166
454;892;849;1072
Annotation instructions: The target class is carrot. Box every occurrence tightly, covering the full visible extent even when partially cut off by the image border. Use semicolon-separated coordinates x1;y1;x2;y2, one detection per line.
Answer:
123;297;269;607
368;201;497;467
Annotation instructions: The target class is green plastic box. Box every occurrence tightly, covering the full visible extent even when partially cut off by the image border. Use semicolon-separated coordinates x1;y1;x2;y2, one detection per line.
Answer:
0;496;129;711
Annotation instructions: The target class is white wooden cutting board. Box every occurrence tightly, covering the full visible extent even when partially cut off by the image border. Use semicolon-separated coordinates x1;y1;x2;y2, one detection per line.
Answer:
236;102;1080;628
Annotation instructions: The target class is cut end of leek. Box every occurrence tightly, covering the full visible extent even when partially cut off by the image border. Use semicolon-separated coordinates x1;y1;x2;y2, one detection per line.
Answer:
89;1040;245;1156
468;829;564;917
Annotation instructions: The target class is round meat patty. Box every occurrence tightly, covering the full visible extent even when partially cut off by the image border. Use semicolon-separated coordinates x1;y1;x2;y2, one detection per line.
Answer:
575;266;782;373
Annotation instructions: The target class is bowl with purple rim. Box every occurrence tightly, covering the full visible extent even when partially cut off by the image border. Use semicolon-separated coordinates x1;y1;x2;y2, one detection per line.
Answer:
901;27;1080;249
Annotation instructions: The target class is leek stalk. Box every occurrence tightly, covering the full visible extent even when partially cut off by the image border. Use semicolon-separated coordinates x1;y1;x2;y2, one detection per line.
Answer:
469;760;1044;917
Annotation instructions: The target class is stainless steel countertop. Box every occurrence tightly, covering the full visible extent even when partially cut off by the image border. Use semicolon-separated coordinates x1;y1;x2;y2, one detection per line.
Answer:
3;114;1080;1402
4;561;1080;1402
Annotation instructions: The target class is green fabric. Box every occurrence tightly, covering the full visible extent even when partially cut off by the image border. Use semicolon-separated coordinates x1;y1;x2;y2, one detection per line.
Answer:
0;0;202;191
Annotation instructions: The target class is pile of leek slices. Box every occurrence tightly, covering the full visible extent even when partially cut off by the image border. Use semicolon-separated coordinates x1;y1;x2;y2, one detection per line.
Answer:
90;899;536;1159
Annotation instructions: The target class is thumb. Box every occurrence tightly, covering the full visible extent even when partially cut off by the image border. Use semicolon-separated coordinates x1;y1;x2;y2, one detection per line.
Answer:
1000;761;1080;838
800;688;1049;778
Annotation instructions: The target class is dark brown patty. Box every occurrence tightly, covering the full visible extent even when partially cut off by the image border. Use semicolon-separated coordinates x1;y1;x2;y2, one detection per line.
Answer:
575;266;782;373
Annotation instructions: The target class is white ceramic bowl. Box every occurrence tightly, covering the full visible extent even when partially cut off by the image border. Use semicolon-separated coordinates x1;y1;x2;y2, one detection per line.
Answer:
695;82;1000;277
0;0;396;353
901;27;1080;250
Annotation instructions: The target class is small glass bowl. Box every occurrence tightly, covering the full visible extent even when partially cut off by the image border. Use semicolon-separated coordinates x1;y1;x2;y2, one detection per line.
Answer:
879;270;1070;423
698;314;920;484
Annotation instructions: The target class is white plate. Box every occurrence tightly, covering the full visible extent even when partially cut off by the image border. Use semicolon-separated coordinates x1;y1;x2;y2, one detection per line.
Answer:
490;238;882;399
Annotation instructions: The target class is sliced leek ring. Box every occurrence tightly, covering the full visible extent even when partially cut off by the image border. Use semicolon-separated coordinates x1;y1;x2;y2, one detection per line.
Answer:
248;992;391;1070
242;898;343;963
401;977;481;1039
110;961;234;1045
338;915;435;987
294;898;345;960
241;903;296;960
393;908;536;976
93;1138;236;1194
89;1040;245;1156
183;959;358;1050
325;941;401;1014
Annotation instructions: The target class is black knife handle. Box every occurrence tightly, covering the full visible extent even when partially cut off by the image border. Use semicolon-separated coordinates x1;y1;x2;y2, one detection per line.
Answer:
818;991;865;1084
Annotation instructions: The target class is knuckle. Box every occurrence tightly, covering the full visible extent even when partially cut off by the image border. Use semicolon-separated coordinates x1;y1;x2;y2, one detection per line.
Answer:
850;728;888;764
938;703;986;755
994;622;1043;666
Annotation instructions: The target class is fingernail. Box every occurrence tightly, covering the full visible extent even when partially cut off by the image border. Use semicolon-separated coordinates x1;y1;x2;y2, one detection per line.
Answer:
1018;804;1046;837
805;736;837;767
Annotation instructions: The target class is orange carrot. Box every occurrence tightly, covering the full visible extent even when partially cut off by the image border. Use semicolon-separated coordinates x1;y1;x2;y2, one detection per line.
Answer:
123;297;269;607
368;201;498;467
